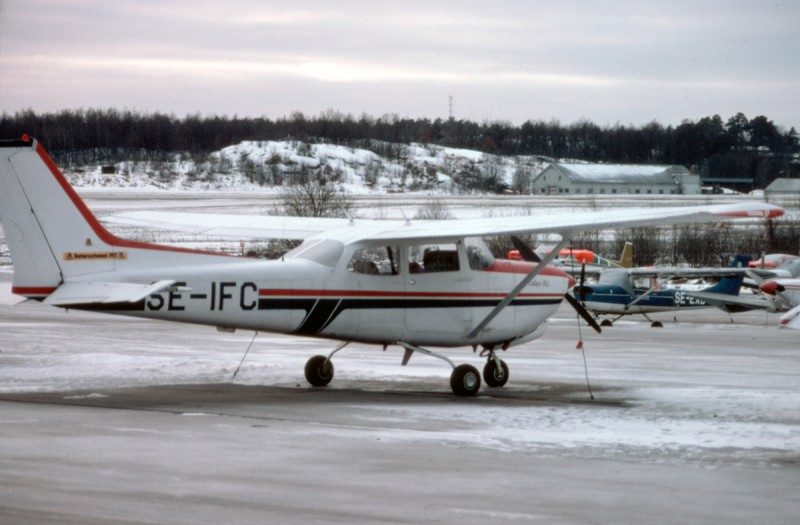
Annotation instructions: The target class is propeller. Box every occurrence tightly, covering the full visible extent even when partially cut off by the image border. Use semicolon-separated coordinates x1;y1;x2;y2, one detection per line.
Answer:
510;236;601;334
510;235;541;262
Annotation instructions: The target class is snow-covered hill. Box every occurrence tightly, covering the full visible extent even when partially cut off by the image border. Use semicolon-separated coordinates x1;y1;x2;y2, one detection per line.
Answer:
64;141;551;194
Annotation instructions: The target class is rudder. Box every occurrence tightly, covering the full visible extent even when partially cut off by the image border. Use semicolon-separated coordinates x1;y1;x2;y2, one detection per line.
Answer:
0;138;64;298
1;138;234;301
706;254;752;296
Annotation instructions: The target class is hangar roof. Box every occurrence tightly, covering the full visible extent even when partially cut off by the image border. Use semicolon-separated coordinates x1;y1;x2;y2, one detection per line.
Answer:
541;163;689;184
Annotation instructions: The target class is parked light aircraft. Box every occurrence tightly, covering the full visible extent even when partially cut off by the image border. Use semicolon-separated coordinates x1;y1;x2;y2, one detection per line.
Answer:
0;138;785;395
749;253;800;277
759;278;800;329
571;255;782;327
508;242;633;272
738;255;800;329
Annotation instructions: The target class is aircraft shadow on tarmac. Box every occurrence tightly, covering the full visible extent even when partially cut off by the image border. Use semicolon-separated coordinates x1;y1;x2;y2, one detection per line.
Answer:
0;380;632;413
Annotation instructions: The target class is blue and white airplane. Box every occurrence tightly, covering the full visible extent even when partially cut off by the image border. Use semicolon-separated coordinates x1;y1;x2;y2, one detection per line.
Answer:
574;255;776;327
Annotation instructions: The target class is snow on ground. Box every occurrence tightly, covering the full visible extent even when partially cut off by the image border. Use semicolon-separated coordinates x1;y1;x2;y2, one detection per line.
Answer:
62;140;549;194
1;191;798;472
1;279;797;469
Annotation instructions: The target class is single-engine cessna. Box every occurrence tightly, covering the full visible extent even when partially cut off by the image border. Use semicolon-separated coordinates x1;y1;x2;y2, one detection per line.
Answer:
759;278;800;329
749;253;800;277
572;255;780;327
0;138;785;395
507;242;634;272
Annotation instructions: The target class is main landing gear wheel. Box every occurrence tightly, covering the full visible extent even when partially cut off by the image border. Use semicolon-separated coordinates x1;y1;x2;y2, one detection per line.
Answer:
450;364;481;396
483;358;509;388
304;355;334;387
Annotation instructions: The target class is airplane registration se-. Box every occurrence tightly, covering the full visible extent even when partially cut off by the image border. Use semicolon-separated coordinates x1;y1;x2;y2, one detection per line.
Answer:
573;254;776;327
0;138;786;395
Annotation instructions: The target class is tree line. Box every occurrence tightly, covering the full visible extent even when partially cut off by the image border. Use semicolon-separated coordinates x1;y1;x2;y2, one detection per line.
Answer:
1;108;798;188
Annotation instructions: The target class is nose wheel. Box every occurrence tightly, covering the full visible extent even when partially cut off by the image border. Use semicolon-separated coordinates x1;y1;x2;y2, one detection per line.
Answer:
304;355;334;386
304;342;349;387
483;357;509;387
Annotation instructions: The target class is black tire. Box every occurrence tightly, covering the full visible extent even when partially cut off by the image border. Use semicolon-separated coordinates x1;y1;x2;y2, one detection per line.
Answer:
304;355;334;387
483;358;509;388
450;364;481;396
600;319;613;327
651;321;664;328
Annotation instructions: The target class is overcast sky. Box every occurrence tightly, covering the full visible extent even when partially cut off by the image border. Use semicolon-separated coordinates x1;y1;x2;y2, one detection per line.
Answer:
1;0;798;129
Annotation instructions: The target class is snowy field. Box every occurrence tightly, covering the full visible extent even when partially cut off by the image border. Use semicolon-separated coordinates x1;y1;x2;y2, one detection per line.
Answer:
1;282;797;467
0;192;798;524
1;274;798;523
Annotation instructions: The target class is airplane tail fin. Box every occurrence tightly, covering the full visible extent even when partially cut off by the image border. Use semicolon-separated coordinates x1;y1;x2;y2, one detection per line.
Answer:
706;254;752;296
615;241;633;268
0;139;64;298
0;138;224;300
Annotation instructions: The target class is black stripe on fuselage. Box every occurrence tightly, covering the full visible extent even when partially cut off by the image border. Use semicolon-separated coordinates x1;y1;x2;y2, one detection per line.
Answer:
258;296;562;336
296;299;343;334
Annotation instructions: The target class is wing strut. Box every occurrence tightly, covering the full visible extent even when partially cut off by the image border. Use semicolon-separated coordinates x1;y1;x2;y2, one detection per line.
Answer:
466;237;571;342
515;236;602;334
624;277;671;310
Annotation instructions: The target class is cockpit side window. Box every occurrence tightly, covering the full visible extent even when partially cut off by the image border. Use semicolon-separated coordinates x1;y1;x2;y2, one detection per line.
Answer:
348;246;400;275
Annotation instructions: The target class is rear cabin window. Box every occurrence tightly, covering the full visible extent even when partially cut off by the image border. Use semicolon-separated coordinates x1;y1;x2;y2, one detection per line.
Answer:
408;244;460;273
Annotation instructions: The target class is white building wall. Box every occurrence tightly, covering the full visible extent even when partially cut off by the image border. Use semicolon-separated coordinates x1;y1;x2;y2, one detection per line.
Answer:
530;164;700;195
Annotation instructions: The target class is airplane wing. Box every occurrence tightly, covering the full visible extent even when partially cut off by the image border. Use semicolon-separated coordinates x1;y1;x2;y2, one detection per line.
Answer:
617;267;777;280
102;201;784;245
102;211;355;240
684;290;776;313
43;280;177;306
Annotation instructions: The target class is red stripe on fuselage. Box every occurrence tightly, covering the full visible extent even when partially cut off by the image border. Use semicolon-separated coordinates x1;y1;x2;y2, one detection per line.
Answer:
484;259;575;286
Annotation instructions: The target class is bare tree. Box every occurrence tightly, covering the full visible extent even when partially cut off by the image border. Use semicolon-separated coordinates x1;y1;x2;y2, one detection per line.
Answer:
511;166;532;194
414;199;453;220
276;180;354;218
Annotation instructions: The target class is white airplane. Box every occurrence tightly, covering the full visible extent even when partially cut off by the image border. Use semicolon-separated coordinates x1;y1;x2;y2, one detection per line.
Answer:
740;256;800;329
741;253;800;291
507;242;634;278
759;278;800;329
0;137;786;395
749;253;800;277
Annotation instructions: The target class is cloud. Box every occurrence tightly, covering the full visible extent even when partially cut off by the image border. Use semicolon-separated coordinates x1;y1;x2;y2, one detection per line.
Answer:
1;0;799;128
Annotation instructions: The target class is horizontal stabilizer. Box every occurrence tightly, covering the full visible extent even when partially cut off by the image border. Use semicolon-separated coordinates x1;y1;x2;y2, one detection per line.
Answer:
44;279;176;306
0;282;28;305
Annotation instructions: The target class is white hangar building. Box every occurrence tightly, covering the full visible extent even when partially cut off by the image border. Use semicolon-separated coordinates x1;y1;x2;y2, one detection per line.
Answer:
531;163;701;195
765;178;800;196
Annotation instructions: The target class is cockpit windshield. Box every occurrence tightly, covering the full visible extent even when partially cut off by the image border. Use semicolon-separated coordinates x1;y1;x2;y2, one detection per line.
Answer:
284;238;344;267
